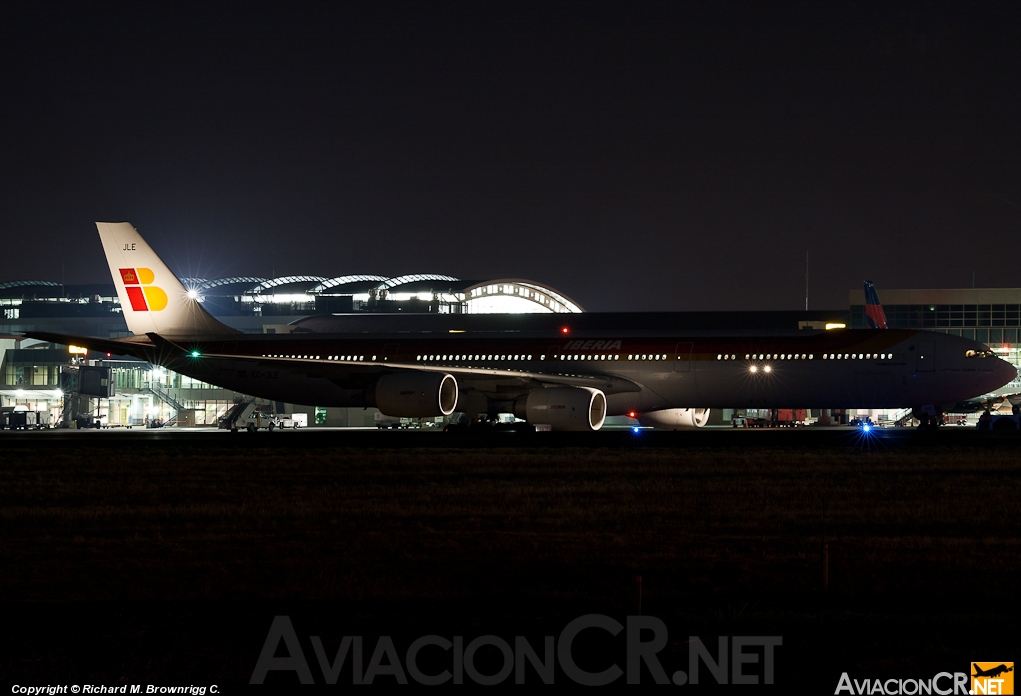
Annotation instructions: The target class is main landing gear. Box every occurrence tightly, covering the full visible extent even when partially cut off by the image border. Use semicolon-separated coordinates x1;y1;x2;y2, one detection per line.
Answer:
912;405;944;431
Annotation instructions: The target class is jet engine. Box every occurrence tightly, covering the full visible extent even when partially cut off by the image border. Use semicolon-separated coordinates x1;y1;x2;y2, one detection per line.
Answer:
372;372;458;417
638;408;711;429
515;387;607;431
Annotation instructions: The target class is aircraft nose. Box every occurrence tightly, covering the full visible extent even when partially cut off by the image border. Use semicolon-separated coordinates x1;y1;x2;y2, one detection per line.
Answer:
993;356;1018;390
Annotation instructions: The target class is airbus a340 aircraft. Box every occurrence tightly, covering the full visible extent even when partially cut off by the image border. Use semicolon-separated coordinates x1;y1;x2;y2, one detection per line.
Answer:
27;223;1017;430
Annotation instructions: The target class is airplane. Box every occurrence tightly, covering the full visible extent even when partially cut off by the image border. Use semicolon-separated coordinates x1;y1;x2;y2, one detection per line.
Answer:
25;222;1018;431
972;664;1013;679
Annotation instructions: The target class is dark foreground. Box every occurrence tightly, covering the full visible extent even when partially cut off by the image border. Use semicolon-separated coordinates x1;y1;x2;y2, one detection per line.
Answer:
1;428;1018;689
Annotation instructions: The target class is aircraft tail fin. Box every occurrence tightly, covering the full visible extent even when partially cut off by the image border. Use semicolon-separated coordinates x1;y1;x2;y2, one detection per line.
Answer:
864;280;889;329
96;222;239;337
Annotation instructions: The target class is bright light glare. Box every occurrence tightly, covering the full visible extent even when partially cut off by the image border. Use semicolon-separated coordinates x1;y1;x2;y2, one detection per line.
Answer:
749;365;758;373
862;424;872;432
561;327;569;334
186;289;199;299
190;350;201;358
632;426;641;434
763;365;772;373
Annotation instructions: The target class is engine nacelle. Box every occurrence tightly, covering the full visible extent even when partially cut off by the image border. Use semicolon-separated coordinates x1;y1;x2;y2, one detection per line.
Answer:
515;387;607;431
372;372;458;417
638;408;710;429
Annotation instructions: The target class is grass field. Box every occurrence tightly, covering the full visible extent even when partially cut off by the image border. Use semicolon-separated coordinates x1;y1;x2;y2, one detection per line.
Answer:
1;429;1018;685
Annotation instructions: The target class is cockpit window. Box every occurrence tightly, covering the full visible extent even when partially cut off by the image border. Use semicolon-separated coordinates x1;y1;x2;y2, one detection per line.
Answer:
965;349;995;358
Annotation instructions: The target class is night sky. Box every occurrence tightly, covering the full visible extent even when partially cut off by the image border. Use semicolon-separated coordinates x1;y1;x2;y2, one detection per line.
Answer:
2;2;1019;311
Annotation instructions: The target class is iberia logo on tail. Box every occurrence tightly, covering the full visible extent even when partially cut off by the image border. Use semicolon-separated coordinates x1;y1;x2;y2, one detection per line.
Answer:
119;267;168;311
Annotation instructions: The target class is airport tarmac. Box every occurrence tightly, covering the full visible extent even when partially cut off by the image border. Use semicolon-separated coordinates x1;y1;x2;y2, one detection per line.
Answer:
0;421;1014;454
1;425;1017;687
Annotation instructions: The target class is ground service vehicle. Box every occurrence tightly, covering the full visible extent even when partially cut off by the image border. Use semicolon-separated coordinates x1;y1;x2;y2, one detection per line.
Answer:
276;413;307;428
218;400;281;432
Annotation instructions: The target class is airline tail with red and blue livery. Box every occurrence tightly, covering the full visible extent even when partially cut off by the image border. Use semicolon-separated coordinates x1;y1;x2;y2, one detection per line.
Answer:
864;280;889;329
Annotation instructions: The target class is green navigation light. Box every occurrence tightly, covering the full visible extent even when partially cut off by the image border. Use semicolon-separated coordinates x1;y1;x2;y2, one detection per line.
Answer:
190;350;201;358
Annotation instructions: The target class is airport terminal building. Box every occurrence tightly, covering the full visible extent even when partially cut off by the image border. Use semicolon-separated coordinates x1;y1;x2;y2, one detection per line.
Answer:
3;275;1020;428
